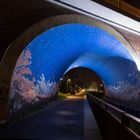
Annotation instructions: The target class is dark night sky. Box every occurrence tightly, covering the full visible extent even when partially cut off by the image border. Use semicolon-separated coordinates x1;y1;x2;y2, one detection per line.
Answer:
63;67;103;86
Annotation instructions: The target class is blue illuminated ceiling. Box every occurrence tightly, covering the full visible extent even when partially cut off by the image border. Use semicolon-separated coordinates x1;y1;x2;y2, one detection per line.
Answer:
23;23;136;85
9;23;140;114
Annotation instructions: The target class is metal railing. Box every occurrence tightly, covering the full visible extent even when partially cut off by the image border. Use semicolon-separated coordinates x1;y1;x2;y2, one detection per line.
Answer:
87;93;140;140
105;99;140;118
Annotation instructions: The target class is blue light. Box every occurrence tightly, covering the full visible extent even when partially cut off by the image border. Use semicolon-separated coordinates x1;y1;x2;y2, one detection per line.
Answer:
26;23;134;83
10;23;140;114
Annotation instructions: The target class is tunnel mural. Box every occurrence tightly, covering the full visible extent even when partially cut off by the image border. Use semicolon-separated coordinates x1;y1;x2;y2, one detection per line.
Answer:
9;23;140;115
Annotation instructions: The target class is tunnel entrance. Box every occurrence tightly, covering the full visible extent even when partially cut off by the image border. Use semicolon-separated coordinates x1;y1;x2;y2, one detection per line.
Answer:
0;0;139;137
59;67;105;98
0;15;140;121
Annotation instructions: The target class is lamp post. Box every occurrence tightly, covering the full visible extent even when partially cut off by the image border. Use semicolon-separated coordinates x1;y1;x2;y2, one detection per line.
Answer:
67;78;71;94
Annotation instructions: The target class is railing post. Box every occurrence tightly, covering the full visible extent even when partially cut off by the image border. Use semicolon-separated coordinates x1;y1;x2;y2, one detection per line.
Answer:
121;112;125;140
87;93;140;140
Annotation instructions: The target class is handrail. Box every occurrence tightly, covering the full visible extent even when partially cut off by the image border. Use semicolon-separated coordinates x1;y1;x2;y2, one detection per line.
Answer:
89;93;124;120
87;93;140;140
124;113;140;125
105;99;140;118
123;113;140;138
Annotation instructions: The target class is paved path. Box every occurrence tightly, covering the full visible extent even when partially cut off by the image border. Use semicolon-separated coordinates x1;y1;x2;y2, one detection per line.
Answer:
0;97;102;140
84;99;103;140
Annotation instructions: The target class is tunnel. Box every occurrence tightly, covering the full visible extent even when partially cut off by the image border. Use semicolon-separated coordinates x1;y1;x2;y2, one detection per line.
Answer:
0;15;140;120
59;67;105;96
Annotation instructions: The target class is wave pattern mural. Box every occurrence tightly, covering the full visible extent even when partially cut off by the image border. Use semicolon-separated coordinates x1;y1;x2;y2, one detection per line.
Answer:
10;23;140;114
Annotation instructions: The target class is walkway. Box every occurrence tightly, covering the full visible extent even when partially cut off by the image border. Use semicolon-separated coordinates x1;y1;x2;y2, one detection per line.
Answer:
0;96;102;140
84;99;103;140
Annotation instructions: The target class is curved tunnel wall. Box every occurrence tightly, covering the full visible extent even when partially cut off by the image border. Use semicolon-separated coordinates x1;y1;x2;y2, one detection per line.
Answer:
9;23;140;115
0;15;140;120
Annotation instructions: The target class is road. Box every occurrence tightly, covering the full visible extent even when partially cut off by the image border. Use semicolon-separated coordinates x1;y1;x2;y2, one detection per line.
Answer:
0;96;102;140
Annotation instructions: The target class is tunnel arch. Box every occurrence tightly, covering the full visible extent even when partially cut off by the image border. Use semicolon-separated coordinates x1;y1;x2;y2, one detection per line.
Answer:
0;15;139;89
0;14;140;120
65;53;137;85
59;66;106;96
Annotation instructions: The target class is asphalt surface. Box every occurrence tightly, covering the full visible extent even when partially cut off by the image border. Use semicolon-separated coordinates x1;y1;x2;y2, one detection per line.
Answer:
0;96;102;140
84;99;103;140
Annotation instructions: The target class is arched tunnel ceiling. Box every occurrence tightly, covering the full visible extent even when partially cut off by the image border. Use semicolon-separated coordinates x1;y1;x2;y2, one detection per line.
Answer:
0;15;140;119
8;22;140;115
10;23;139;96
66;53;137;85
17;23;135;84
0;14;139;87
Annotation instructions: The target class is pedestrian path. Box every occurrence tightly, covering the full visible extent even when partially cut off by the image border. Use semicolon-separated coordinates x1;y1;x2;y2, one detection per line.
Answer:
0;96;103;140
84;99;103;140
